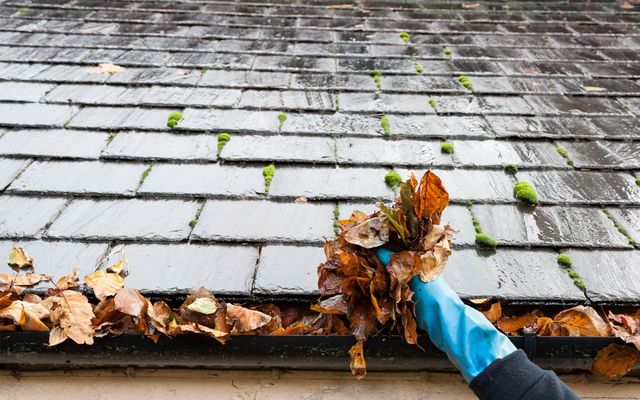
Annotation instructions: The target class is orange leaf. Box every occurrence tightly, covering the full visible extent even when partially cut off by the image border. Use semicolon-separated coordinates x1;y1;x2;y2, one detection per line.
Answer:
348;340;367;379
497;309;544;334
42;290;95;345
85;270;125;301
226;304;272;333
414;171;449;225
0;273;51;286
482;302;502;324
591;344;640;379
554;306;610;336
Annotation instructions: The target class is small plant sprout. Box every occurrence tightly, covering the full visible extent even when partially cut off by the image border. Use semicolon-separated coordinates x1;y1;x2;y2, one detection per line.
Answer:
443;47;453;57
217;133;231;155
399;31;410;43
262;163;276;195
440;142;454;154
428;96;437;111
380;114;391;137
555;146;574;166
384;170;402;191
167;111;182;128
514;181;538;205
475;233;497;249
277;112;287;130
458;75;473;91
557;253;572;268
369;70;382;91
503;164;518;174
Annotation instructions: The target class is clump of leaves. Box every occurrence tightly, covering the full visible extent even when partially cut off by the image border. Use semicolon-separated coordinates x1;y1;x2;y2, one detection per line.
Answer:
514;181;538;205
369;70;382;91
217;133;231;156
384;170;402;191
399;31;410;43
277;112;287;130
167;111;182;128
440;142;454;154
475;233;497;249
443;47;453;57
315;171;453;378
263;163;275;195
89;63;125;76
556;253;572;268
380;114;391;137
458;75;473;91
503;164;518;174
428;96;437;111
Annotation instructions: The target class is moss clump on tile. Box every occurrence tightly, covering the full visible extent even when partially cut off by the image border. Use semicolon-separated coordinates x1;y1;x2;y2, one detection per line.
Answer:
380;114;391;137
277;112;287;130
636;177;640;186
457;75;473;91
513;181;538;205
262;163;275;195
603;208;637;246
334;93;340;111
399;31;410;43
415;61;423;74
555;146;574;167
503;164;518;174
188;218;198;229
139;161;156;186
443;47;453;57
167;111;183;128
18;7;28;13
333;204;341;235
428;96;437;111
369;70;382;91
217;133;231;155
384;170;402;191
556;253;572;268
475;233;497;249
440;142;454;154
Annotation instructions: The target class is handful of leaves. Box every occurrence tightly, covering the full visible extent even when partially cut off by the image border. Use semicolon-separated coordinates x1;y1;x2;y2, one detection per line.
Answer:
314;171;454;378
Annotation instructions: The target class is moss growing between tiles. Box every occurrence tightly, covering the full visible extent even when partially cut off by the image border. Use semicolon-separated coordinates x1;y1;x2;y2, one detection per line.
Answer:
333;204;341;236
556;253;572;268
514;181;538;205
105;132;117;145
443;47;452;57
440;142;454;154
334;93;340;111
636;177;640;186
139;161;156;186
384;170;402;191
277;112;287;130
415;61;423;74
18;7;28;13
555;146;574;166
217;133;231;155
399;31;410;43
380;114;391;137
167;111;182;128
369;70;382;91
503;164;518;174
428;96;437;111
556;254;587;291
457;75;473;91
603;208;637;246
475;233;497;249
188;218;198;229
262;163;275;195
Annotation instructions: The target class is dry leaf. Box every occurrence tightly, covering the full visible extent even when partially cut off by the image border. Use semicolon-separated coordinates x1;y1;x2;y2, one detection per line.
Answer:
55;268;80;290
414;171;449;224
8;247;33;270
114;287;147;318
582;86;606;92
85;270;125;301
554;306;610;336
591;344;640;379
344;217;389;249
620;2;635;9
462;2;480;8
325;4;354;9
482;302;502;324
608;311;640;351
349;340;367;379
89;63;125;75
226;304;272;333
0;272;51;286
416;235;451;283
42;290;95;345
187;297;218;315
497;310;544;334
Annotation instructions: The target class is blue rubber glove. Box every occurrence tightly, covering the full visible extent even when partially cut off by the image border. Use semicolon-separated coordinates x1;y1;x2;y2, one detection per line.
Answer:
377;248;516;382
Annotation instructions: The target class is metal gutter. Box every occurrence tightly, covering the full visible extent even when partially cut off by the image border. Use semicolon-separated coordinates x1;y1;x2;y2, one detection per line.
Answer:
0;332;621;372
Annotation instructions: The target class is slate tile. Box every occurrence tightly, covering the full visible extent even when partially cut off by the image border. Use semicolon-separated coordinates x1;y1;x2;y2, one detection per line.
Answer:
589;117;640;139
0;62;50;81
441;204;476;246
36;64;110;83
179;109;280;132
337;58;416;73
339;93;435;114
556;141;640;169
499;61;584;77
0;103;78;127
336;138;450;166
68;107;174;130
199;70;290;88
139;164;264;197
253;245;323;295
453;140;567;167
524;95;629;116
47;199;199;241
607;208;640;244
254;55;335;72
380;75;461;93
141;86;242;107
290;73;375;91
390;115;494;138
487;116;603;139
108;67;201;85
567;249;640;302
518;171;640;205
0;195;67;238
431;95;534;115
0;158;28;189
168;53;254;69
102;131;216;161
191;200;335;243
444;248;585;301
8;160;146;196
237;90;334;111
221;135;335;163
268;166;394;201
465;77;516;94
0;82;54;102
45;84;131;104
282;113;383;136
0;129;108;159
105;243;258;295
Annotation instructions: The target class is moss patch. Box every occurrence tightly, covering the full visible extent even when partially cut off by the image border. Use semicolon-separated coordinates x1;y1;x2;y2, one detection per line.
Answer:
384;170;402;191
440;142;454;154
475;233;497;249
188;218;198;229
399;31;410;43
277;112;287;130
603;208;637;246
443;47;452;57
18;7;28;13
334;92;340;111
262;163;276;195
217;133;231;156
555;146;574;166
556;253;572;268
636;177;640;186
428;96;437;111
333;204;341;235
369;70;382;91
380;114;391;137
514;181;538;205
139;161;156;186
415;61;423;74
167;111;183;128
503;164;518;174
457;75;473;91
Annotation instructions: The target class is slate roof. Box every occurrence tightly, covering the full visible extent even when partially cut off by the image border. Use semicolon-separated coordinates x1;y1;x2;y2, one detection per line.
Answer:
0;0;639;305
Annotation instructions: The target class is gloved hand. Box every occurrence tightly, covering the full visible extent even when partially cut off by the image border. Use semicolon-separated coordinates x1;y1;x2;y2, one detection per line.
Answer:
377;248;516;382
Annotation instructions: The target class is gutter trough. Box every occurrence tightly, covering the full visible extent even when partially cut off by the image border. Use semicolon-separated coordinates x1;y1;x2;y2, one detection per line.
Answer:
0;332;622;372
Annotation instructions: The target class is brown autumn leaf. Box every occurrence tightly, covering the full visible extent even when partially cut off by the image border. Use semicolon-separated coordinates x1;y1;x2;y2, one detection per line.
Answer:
226;304;272;333
85;269;125;301
310;294;348;315
344;217;389;249
179;287;228;332
497;309;544;334
462;2;480;8
414;171;449;225
529;317;555;336
416;234;452;283
170;321;228;344
55;268;80;290
608;311;640;351
482;302;502;324
582;86;606;93
8;246;33;270
89;63;125;75
147;300;174;336
0;272;51;286
554;306;610;336
114;287;147;318
591;343;640;379
349;340;367;379
42;290;95;345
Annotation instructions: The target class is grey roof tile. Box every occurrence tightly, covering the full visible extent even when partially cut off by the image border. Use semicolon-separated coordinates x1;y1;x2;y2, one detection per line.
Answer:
453;140;567;168
336;138;450;167
221;135;335;163
237;90;335;111
0;103;78;127
0;195;68;238
179;109;280;132
101;131;217;161
339;93;436;114
390;115;494;138
254;245;323;295
0;81;54;102
607;208;640;244
0;129;109;159
67;107;173;130
0;158;28;189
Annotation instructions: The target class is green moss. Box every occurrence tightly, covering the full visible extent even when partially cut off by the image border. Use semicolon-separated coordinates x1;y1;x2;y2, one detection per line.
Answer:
277;112;287;130
333;204;341;235
503;164;518;174
167;111;182;128
399;31;410;43
428;96;437;111
466;201;483;234
475;233;497;249
200;67;209;74
262;163;275;195
443;47;453;57
18;7;28;13
440;142;454;154
603;208;636;246
457;75;473;91
106;132;117;145
188;219;198;229
139;161;156;186
217;133;231;155
369;70;382;91
636;178;640;186
556;253;572;268
513;181;538;205
380;114;391;137
384;170;402;191
572;278;586;291
555;146;574;167
415;62;423;74
334;93;340;111
567;269;579;279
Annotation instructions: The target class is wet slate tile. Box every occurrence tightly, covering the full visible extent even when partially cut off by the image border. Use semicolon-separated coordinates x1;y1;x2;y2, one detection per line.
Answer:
336;137;449;166
589;117;640;139
450;60;503;75
282;113;383;136
487;116;603;139
573;78;640;95
556;141;640;169
518;171;640;204
607;208;640;244
453;140;567;168
567;249;640;302
139;164;264;197
579;62;640;79
221;135;335;163
336;57;416;73
0;158;28;189
268;166;394;201
464;77;516;94
168;53;254;69
237;90;334;111
0;82;54;102
441;204;476;245
105;243;258;295
380;75;461;93
390;115;494;138
108;67;200;85
290;73;375;91
191;200;334;243
199;70;290;88
8;160;146;196
179;109;280;132
444;248;585;301
0;129;108;160
0;103;78;127
68;107;176;130
0;62;50;81
506;78;569;95
46;199;198;241
253;245;323;295
102;131;216;161
140;86;242;107
499;61;584;77
339;93;435;114
431;95;534;115
0;196;67;238
524;95;629;116
254;55;335;72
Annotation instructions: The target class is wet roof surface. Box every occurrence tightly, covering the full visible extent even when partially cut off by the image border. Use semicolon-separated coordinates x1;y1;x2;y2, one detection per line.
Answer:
0;0;639;304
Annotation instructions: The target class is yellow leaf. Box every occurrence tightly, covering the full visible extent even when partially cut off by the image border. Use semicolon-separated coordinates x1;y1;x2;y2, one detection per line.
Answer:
55;268;80;290
8;247;33;269
89;63;125;75
591;344;640;379
85;270;125;301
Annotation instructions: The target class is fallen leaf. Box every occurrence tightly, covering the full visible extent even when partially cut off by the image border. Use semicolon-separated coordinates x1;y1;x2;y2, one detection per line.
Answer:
55;268;80;290
416;235;451;283
8;247;33;270
325;4;354;9
226;304;272;333
89;63;125;75
620;2;635;9
310;294;348;315
349;340;367;379
582;86;606;92
414;171;449;225
482;302;502;324
187;297;218;315
591;344;640;379
554;306;610;336
344;217;389;249
114;287;147;318
42;290;95;345
497;309;544;334
0;272;51;286
85;270;125;301
608;311;640;351
462;2;480;8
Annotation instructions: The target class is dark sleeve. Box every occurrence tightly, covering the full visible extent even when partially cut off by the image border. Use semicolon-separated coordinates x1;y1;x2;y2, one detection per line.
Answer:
469;350;581;400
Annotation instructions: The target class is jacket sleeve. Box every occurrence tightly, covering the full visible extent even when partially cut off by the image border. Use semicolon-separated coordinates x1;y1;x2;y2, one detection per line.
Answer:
469;350;581;400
